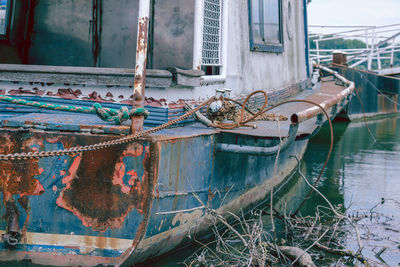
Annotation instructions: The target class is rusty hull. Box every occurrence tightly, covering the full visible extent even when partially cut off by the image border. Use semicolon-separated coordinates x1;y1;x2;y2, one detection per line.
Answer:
0;128;159;266
0;122;309;266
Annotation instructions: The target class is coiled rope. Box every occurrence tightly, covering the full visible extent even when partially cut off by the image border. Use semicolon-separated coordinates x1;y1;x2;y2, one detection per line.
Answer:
0;95;149;125
209;90;269;129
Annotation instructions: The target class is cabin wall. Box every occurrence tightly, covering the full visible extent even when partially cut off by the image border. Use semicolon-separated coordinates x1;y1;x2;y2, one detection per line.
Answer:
144;0;309;103
0;0;309;105
224;0;308;95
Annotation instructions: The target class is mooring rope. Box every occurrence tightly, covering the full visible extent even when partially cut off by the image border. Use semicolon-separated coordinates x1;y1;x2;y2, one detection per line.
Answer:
0;94;149;124
0;97;215;161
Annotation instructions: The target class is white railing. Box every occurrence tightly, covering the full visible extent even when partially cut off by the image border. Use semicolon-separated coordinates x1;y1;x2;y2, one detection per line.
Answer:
309;24;400;72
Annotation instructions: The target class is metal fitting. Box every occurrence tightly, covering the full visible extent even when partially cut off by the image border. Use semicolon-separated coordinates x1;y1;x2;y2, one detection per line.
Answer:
3;200;21;248
222;88;232;98
215;88;225;99
209;100;223;114
211;88;229;114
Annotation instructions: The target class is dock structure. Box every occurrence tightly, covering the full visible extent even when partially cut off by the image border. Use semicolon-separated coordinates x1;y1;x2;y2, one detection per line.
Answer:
309;24;400;120
310;24;400;74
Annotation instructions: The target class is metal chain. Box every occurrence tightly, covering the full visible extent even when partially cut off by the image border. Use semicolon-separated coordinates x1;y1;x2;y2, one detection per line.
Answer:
0;97;215;161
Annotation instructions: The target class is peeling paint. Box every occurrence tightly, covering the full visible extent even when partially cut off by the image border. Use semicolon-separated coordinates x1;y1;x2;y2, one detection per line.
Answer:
0;135;44;199
0;134;46;245
56;143;152;232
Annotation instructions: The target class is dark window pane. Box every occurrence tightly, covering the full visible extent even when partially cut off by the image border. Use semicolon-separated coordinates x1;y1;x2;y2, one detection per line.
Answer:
0;0;8;35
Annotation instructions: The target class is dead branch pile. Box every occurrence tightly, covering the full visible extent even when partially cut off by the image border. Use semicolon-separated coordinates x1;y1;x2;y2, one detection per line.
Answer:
184;157;395;267
184;202;394;267
184;209;316;267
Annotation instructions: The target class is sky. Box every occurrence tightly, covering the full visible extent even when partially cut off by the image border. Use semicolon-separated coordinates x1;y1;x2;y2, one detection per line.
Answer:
308;0;400;28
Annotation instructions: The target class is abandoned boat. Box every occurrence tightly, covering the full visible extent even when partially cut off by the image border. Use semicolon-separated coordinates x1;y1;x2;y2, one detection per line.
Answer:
0;0;354;265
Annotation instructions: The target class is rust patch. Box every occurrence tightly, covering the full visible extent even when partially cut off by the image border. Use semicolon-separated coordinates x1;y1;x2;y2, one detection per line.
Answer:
0;134;44;200
82;91;115;103
55;88;82;99
56;143;153;232
0;133;45;240
8;88;45;96
207;188;216;204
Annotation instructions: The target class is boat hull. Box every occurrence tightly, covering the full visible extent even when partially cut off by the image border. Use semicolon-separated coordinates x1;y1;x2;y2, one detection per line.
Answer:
0;126;308;266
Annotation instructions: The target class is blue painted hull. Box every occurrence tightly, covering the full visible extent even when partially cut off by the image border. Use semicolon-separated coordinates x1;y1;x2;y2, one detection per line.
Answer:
0;114;308;265
334;67;400;119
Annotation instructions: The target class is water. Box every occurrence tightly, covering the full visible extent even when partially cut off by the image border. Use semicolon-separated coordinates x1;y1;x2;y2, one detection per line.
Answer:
150;117;400;266
299;117;400;266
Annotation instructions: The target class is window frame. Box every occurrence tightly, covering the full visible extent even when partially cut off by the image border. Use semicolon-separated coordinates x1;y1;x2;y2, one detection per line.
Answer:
193;0;228;82
0;0;13;40
248;0;284;53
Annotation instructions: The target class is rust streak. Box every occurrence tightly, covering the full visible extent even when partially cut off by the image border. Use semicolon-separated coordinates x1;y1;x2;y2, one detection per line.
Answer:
0;134;46;241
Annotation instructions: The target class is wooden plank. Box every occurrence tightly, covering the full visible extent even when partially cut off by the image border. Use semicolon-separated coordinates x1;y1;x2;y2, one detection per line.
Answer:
0;64;172;88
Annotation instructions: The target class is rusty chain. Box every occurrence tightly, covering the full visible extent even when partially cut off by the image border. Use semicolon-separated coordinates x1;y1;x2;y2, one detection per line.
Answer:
0;97;216;161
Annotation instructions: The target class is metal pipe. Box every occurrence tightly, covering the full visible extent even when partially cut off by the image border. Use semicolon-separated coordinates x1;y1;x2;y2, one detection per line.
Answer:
184;103;213;127
303;0;310;77
390;37;396;67
291;62;355;124
216;124;299;156
131;0;151;133
368;28;376;70
309;23;400;36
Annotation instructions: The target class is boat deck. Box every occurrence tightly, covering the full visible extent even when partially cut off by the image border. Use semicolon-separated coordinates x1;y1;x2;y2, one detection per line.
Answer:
220;77;347;138
0;78;348;140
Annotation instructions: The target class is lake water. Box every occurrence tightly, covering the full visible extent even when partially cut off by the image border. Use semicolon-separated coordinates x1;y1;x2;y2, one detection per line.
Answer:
148;117;400;266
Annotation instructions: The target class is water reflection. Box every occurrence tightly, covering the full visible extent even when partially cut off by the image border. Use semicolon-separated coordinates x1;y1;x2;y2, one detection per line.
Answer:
302;118;400;211
300;117;400;266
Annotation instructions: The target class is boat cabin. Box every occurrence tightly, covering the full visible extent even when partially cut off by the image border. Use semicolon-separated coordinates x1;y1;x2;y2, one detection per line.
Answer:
0;0;310;106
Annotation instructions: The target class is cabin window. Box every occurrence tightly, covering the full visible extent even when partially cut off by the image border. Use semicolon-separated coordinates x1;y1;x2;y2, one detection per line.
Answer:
248;0;283;53
0;0;203;87
0;0;10;36
201;0;222;75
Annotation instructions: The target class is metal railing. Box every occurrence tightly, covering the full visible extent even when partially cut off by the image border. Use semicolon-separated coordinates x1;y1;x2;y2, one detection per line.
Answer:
309;24;400;72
